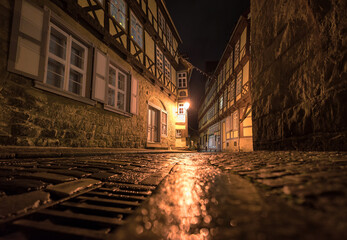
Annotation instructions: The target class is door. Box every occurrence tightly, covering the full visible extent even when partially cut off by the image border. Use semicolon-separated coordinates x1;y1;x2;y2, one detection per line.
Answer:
222;121;226;150
147;107;159;142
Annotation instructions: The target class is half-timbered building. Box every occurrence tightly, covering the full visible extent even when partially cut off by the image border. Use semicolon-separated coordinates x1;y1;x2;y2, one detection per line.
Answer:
198;12;253;152
0;0;190;148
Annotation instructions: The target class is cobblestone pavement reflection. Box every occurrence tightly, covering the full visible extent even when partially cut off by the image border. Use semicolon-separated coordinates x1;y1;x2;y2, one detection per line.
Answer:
111;152;347;240
1;151;346;239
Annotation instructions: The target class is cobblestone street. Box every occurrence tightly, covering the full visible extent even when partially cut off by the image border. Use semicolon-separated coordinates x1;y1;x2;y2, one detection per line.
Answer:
0;151;346;239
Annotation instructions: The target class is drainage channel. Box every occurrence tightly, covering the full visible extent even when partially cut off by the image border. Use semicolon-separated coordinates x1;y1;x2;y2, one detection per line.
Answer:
2;182;156;240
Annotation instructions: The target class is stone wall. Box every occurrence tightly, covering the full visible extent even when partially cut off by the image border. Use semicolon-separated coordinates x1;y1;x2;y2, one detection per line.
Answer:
0;0;177;148
251;0;347;150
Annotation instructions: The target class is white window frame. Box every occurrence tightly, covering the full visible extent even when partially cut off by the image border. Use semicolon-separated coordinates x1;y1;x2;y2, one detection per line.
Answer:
178;72;187;88
110;0;127;29
161;111;168;136
130;11;143;49
107;63;128;112
44;23;88;97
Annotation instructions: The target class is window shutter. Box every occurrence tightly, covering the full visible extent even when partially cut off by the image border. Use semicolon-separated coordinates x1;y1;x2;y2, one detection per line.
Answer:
8;0;50;80
130;76;138;115
92;49;108;103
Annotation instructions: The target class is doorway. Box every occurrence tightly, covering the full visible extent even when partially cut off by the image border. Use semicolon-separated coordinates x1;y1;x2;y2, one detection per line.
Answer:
147;106;160;142
222;121;226;150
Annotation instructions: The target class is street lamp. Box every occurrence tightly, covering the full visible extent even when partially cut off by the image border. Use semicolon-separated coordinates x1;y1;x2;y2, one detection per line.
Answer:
183;102;190;110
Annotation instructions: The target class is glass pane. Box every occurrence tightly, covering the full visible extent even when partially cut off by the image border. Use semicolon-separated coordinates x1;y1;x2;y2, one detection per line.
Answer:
108;88;115;107
69;70;82;95
162;113;167;122
49;28;66;59
71;42;84;69
47;59;64;89
117;92;125;110
109;68;116;86
118;72;125;91
131;12;143;48
110;0;127;28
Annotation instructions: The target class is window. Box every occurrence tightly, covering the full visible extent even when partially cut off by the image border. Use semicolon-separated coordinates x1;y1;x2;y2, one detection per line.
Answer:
156;46;163;72
178;103;185;114
179;91;186;97
176;129;182;138
93;49;137;116
107;65;127;111
232;110;239;138
236;71;242;96
230;79;235;101
167;28;173;45
207;107;214;120
178;103;184;115
178;72;187;88
161;112;167;136
219;96;223;110
130;11;143;48
110;0;127;28
45;23;88;96
158;9;165;32
164;57;171;81
234;40;240;67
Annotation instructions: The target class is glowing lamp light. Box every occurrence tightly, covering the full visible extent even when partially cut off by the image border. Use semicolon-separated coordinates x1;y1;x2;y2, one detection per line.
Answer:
183;102;190;110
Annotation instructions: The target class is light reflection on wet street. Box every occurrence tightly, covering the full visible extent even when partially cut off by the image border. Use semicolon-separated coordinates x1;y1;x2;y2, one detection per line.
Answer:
109;154;219;240
108;153;336;240
109;153;266;240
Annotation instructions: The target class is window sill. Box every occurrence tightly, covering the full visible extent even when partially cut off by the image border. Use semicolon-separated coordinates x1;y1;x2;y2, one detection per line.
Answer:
104;105;132;117
34;81;96;106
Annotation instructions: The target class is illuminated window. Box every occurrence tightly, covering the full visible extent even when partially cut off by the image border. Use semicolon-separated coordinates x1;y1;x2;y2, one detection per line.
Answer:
176;129;182;138
156;46;163;72
107;64;127;111
46;23;87;96
178;72;187;88
161;112;167;136
219;96;223;110
178;103;184;115
130;11;143;48
110;0;127;28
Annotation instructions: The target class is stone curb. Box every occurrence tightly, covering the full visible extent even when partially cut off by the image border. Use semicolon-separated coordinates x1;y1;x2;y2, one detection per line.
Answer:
0;147;194;159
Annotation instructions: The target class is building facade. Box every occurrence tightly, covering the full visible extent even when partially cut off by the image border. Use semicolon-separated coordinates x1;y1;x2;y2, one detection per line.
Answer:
0;0;190;149
251;0;346;151
198;12;252;152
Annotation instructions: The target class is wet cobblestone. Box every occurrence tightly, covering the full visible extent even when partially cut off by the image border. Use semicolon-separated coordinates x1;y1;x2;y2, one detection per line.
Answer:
0;153;182;221
112;151;347;240
0;151;346;239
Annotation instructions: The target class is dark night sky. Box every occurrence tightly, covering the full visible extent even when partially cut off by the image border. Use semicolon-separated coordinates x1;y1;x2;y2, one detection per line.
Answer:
165;0;250;135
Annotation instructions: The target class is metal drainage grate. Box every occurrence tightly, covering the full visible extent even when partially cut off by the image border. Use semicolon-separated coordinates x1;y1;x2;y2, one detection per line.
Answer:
10;183;156;240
